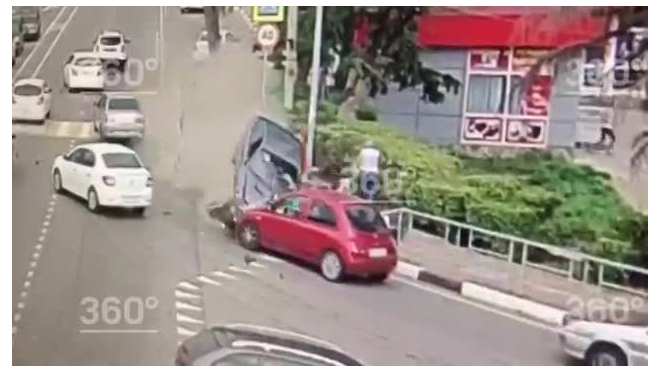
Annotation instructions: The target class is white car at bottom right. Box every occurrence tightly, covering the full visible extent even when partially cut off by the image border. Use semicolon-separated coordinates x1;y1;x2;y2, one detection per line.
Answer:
560;316;647;366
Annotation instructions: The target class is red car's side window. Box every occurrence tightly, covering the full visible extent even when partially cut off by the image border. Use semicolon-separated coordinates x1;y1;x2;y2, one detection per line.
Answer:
307;200;337;228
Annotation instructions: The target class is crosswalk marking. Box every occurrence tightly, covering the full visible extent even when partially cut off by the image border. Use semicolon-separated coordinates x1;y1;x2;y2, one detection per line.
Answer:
196;275;223;287
228;266;254;275
13;121;96;139
211;270;238;280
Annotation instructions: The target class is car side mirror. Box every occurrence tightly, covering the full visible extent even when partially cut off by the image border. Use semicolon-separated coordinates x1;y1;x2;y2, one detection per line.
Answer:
63;153;71;161
44;87;52;94
125;38;131;44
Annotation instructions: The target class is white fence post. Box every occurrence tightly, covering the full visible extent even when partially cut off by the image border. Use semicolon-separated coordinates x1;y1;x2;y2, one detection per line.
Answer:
598;263;604;287
467;229;473;249
396;211;403;245
521;244;528;266
508;240;515;262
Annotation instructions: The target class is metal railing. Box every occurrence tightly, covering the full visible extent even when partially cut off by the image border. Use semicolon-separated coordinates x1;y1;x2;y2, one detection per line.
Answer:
382;207;648;297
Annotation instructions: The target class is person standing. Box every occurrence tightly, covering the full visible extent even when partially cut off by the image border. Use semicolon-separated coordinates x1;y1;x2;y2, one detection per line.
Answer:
598;110;616;151
357;140;381;200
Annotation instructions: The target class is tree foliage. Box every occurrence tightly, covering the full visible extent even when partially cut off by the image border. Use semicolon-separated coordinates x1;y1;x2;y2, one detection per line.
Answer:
296;7;460;105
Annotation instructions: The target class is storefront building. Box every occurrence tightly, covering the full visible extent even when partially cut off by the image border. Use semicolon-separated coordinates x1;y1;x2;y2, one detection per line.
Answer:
375;9;646;149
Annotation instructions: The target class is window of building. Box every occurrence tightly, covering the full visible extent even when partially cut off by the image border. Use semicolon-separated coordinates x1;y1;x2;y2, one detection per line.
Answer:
463;48;552;148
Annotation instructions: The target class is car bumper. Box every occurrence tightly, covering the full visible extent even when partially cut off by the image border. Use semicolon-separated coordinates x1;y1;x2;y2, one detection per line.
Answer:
69;75;104;89
97;188;152;208
99;53;127;63
12;106;48;121
102;129;144;140
344;254;397;276
558;330;589;361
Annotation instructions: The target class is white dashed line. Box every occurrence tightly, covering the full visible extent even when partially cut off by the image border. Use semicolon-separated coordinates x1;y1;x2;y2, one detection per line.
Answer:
175;290;201;300
35;244;42;250
38;236;45;243
17;302;25;309
45;213;52;220
248;262;266;269
258;254;285;264
30;261;37;268
175;301;202;312
27;271;33;279
41;228;48;235
196;275;223;287
43;220;50;227
176;313;204;325
177;281;200;291
32;252;40;259
211;270;238;280
20;291;27;299
228;266;254;275
14;314;21;322
177;326;197;337
23;281;31;288
12;326;17;334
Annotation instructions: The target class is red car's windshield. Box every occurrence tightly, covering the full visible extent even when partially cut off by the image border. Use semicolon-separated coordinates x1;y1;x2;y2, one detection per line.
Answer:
344;204;388;232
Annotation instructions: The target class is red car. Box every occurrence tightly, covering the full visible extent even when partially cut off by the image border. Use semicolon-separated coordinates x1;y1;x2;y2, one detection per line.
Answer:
236;188;398;282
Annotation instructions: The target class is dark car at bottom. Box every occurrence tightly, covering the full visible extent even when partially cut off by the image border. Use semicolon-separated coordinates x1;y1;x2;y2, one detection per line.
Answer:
175;324;363;366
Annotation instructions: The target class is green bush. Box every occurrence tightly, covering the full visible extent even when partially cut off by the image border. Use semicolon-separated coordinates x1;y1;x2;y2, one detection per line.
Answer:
316;121;648;267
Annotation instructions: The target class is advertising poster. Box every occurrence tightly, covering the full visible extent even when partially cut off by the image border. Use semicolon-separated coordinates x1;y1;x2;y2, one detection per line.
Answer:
469;49;509;71
462;117;504;144
505;119;547;145
519;75;552;117
512;48;553;76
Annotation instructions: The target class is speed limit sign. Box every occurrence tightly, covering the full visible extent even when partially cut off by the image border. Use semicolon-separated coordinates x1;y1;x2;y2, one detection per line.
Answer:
257;24;280;49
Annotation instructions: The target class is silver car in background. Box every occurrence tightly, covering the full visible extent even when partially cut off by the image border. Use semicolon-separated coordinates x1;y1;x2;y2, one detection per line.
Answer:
93;94;146;142
13;6;41;41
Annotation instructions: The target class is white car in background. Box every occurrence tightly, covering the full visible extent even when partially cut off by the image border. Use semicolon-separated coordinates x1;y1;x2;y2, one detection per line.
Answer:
63;51;105;92
560;317;648;366
93;30;130;71
52;143;153;215
12;78;52;123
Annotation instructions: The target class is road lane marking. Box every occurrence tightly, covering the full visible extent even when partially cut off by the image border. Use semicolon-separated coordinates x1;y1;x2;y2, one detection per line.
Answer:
45;214;52;220
35;244;42;250
177;281;200;291
41;228;48;235
258;254;285;264
211;270;237;280
14;314;21;322
13;6;68;82
175;301;202;312
32;6;79;78
32;253;40;259
20;292;28;299
23;281;31;288
30;261;37;268
391;275;558;333
176;313;204;325
26;271;33;279
175;290;201;301
79;329;159;334
12;326;17;334
177;326;197;337
248;262;266;269
38;235;45;243
196;275;223;287
228;266;254;275
159;6;165;90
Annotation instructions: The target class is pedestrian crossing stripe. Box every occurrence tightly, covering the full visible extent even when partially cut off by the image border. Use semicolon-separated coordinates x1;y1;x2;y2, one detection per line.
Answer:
12;121;96;139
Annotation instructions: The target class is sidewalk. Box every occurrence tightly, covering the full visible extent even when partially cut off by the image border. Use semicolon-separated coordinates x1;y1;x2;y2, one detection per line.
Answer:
163;11;288;205
395;229;648;326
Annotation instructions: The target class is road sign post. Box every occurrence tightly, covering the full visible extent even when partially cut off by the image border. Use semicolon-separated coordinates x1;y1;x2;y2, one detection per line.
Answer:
257;24;280;108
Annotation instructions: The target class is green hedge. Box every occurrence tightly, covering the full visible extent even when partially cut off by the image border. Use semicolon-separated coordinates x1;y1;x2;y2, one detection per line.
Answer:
315;121;647;268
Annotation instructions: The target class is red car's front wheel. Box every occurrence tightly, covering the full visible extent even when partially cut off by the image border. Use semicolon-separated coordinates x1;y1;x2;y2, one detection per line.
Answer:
238;222;261;251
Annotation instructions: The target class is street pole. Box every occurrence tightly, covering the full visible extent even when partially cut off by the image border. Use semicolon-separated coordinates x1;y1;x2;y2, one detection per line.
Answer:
284;6;298;110
203;6;220;51
305;6;323;169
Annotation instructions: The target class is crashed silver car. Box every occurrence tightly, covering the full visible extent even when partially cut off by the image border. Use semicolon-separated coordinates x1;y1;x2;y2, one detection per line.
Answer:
232;116;302;219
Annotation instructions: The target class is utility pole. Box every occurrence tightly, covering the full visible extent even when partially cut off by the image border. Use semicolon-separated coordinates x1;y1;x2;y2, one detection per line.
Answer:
203;6;220;51
284;6;298;110
304;6;323;169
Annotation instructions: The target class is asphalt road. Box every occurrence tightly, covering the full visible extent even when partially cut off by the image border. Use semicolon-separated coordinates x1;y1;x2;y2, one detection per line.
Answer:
13;6;569;365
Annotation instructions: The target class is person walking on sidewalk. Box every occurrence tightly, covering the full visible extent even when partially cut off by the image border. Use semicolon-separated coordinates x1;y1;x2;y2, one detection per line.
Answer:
598;111;616;152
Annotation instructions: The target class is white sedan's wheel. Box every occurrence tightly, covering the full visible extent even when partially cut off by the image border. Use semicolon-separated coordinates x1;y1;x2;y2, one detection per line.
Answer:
320;251;344;282
87;188;101;213
52;170;63;194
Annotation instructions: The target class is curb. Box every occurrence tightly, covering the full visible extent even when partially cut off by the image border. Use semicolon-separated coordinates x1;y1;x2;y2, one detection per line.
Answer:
395;261;566;326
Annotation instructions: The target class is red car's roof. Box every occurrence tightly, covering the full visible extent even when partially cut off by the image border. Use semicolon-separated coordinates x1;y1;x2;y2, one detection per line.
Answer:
296;188;361;204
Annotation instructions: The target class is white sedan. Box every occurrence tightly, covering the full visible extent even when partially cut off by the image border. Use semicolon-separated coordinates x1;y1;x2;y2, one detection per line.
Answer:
63;51;104;92
560;317;648;366
12;78;52;123
52;143;152;215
